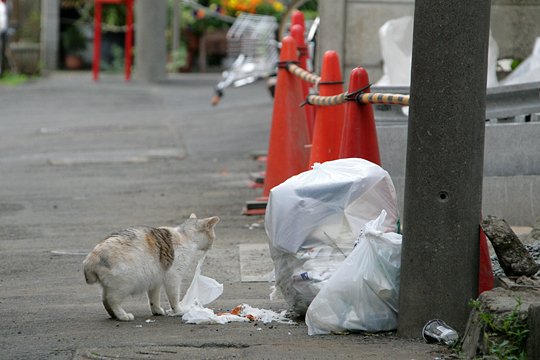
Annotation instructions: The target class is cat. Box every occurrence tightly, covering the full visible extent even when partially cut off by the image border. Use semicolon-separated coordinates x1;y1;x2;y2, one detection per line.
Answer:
83;214;220;321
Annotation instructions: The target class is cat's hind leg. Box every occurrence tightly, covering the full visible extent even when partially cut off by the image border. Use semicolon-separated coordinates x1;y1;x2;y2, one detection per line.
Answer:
102;290;116;319
147;286;165;316
103;287;134;321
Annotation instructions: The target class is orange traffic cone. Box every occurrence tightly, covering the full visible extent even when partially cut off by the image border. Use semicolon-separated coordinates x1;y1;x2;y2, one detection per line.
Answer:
263;36;310;196
309;51;345;167
479;223;494;294
339;67;382;165
290;24;315;140
291;9;305;28
243;36;311;215
290;11;308;73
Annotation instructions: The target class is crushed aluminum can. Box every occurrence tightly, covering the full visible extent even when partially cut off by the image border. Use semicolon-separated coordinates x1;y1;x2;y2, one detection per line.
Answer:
422;319;459;346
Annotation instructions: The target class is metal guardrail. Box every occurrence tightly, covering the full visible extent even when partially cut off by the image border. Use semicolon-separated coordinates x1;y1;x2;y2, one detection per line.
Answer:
485;82;540;121
371;82;540;125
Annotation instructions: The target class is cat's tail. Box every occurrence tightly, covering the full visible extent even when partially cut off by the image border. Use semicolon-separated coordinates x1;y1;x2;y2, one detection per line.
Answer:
83;254;99;284
84;267;99;284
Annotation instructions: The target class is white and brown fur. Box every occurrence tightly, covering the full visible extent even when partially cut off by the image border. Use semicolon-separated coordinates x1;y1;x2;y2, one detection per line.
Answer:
83;214;219;321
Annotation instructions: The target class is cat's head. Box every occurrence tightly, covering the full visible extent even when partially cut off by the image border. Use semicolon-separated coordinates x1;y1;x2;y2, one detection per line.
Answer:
181;213;220;251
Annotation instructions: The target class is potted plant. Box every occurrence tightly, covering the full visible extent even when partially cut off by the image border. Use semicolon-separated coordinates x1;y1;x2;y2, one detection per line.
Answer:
72;2;128;69
9;7;41;75
99;4;128;68
61;25;87;69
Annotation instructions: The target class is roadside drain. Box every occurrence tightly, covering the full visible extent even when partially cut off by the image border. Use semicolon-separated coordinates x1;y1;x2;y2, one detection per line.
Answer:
75;344;250;359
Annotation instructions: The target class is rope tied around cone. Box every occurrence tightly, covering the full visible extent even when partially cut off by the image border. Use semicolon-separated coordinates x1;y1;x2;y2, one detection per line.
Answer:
304;92;410;107
284;62;410;107
284;62;321;85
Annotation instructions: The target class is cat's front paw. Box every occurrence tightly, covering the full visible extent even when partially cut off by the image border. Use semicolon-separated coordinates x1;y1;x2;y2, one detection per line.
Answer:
151;306;165;316
166;308;184;317
117;313;135;321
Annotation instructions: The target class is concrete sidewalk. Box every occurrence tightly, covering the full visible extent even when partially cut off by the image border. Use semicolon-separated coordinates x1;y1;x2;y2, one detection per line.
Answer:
0;72;451;359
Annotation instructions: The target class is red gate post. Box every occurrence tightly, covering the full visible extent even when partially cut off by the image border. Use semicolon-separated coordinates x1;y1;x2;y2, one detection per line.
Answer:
92;1;103;81
124;0;134;81
92;0;134;81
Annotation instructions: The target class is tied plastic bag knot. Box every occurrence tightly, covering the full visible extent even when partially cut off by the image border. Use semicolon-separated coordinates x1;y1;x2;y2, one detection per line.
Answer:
366;229;384;237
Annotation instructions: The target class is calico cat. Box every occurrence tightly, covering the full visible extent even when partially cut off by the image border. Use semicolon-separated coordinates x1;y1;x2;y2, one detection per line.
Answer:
83;214;220;321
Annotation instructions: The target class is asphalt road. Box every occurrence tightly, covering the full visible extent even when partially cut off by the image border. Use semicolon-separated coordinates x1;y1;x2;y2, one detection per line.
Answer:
0;72;451;359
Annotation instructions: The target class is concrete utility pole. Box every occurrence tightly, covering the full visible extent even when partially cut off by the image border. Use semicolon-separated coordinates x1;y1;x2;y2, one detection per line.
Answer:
41;0;60;71
398;0;492;336
135;0;167;82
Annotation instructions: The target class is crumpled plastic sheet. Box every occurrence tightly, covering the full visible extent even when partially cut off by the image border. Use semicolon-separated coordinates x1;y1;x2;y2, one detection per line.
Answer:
182;302;296;325
182;301;250;324
177;254;295;325
176;254;223;315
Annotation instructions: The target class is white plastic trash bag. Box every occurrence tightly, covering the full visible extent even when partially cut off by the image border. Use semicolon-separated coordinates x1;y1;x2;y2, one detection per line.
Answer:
305;210;402;335
375;16;499;88
265;158;399;315
376;16;413;87
501;37;540;85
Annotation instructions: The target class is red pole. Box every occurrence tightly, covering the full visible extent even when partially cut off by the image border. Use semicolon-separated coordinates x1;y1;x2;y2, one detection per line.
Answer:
124;0;134;81
92;1;103;81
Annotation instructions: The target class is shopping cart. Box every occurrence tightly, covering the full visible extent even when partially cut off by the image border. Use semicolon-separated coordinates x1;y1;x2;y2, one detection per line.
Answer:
211;12;279;105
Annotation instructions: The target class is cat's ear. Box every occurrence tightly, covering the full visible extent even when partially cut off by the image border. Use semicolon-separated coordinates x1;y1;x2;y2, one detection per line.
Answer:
189;213;197;219
203;216;220;229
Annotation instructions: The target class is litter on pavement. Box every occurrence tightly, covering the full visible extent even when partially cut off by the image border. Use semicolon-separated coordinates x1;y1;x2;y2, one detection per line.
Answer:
178;254;295;325
182;302;295;325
